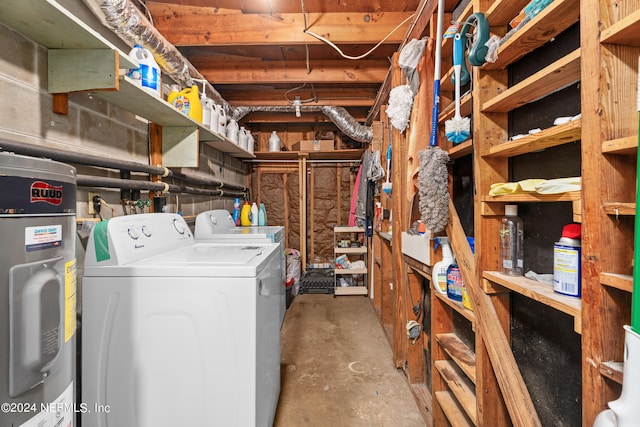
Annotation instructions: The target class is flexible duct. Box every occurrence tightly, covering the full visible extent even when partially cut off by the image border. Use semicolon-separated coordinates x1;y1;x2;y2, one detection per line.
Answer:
231;106;373;143
82;0;373;143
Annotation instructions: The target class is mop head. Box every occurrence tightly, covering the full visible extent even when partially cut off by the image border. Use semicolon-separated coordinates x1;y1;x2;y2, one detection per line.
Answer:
387;84;414;132
445;116;471;144
418;147;450;233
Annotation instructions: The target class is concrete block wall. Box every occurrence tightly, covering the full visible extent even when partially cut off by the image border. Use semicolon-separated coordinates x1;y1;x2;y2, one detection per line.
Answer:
0;22;246;220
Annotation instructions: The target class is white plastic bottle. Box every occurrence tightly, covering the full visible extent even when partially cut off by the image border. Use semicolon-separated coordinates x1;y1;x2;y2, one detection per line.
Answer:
251;202;259;226
126;44;161;97
432;237;454;294
269;131;281;152
500;204;524;275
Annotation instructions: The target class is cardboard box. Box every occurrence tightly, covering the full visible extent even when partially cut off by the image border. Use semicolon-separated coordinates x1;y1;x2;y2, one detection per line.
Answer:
293;140;334;152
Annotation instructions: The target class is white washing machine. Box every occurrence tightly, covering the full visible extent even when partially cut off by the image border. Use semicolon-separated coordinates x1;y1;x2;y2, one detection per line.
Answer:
194;209;287;324
82;213;282;427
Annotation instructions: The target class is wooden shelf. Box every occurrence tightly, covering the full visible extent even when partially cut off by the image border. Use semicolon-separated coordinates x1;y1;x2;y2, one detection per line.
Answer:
602;136;638;155
602;203;636;216
251;149;365;161
483;119;581;158
0;0;135;69
486;0;530;26
335;268;367;275
482;49;581;113
334;286;368;296
434;291;475;323
439;92;472;123
601;9;640;46
483;0;581;70
483;271;582;334
435;360;477;425
436;333;476;384
334;246;366;254
448;140;473;159
600;273;633;293
482;191;581;204
377;231;392;243
599;361;624;384
435;391;474;427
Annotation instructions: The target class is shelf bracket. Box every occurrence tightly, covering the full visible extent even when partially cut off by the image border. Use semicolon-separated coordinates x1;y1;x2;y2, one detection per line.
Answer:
162;126;199;167
48;49;119;93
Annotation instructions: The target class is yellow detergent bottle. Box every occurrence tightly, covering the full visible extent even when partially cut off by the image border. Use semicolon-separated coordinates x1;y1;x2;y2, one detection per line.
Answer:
240;201;252;226
168;85;203;123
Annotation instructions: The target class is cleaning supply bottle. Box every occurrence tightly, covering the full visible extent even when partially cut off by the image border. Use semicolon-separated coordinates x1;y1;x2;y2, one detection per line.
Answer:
127;44;161;97
169;85;203;123
432;237;453;294
240;201;252;226
446;256;463;302
232;198;242;226
258;203;267;226
461;237;475;310
251;202;259;226
500;204;524;275
269;131;281;152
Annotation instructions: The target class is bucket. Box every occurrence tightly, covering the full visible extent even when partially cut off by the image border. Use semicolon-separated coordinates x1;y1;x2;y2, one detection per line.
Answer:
126;44;161;97
553;238;581;297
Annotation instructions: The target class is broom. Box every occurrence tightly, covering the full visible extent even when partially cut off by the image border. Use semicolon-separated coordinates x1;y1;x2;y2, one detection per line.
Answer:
445;33;471;144
419;0;450;234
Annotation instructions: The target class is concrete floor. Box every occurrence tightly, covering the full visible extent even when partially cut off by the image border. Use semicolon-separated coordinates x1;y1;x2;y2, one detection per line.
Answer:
274;294;426;426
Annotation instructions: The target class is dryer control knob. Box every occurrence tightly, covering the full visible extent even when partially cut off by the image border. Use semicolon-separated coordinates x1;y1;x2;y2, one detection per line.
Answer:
141;225;152;237
127;227;140;240
173;218;187;234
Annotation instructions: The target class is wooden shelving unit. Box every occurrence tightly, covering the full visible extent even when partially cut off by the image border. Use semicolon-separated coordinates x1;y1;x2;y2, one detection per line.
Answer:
333;226;368;296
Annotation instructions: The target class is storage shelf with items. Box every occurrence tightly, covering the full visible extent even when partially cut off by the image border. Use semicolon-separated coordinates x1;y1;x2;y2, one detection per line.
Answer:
333;226;368;296
581;1;639;424
0;0;254;168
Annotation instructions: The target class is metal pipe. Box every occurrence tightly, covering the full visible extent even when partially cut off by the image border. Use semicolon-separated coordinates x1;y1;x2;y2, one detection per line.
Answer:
0;139;244;192
77;175;245;199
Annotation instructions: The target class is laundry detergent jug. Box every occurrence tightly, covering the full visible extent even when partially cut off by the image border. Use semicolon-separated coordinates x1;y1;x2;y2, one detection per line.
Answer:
168;85;203;123
127;44;161;97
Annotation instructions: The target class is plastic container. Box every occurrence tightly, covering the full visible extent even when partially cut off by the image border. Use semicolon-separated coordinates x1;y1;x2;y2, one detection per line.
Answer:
553;223;582;297
201;91;213;129
240;201;252;226
126;44;161;97
239;126;249;150
258;203;267;226
461;237;475;310
446;260;463;302
210;103;220;133
232;198;242;226
269;131;281;152
432;237;453;294
227;119;239;143
247;132;255;153
251;202;259;226
217;105;227;136
168;85;203;123
500;204;524;276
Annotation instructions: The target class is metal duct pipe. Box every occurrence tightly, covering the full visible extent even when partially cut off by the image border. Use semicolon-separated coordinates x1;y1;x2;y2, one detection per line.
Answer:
81;0;371;140
77;175;245;199
0;139;244;192
230;106;373;143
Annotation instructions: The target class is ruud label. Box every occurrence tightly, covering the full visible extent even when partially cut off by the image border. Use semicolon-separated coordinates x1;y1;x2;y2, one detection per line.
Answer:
30;181;63;205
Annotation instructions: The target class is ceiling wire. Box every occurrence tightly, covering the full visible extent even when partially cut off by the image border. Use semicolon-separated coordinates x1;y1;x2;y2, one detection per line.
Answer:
299;0;415;61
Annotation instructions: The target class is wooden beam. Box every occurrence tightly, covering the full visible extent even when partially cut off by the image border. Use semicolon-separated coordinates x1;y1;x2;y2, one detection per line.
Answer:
148;3;413;46
217;87;377;107
192;59;389;85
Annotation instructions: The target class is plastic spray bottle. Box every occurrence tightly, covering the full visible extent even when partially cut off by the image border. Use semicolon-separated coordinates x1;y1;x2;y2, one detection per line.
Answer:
432;237;454;294
461;237;475;310
446;256;463;302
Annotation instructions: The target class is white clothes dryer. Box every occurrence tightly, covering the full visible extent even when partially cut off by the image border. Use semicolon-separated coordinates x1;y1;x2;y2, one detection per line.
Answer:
82;213;282;427
194;209;287;324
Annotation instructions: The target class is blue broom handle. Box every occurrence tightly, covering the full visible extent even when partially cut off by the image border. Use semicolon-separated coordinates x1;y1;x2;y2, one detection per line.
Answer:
430;80;440;147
